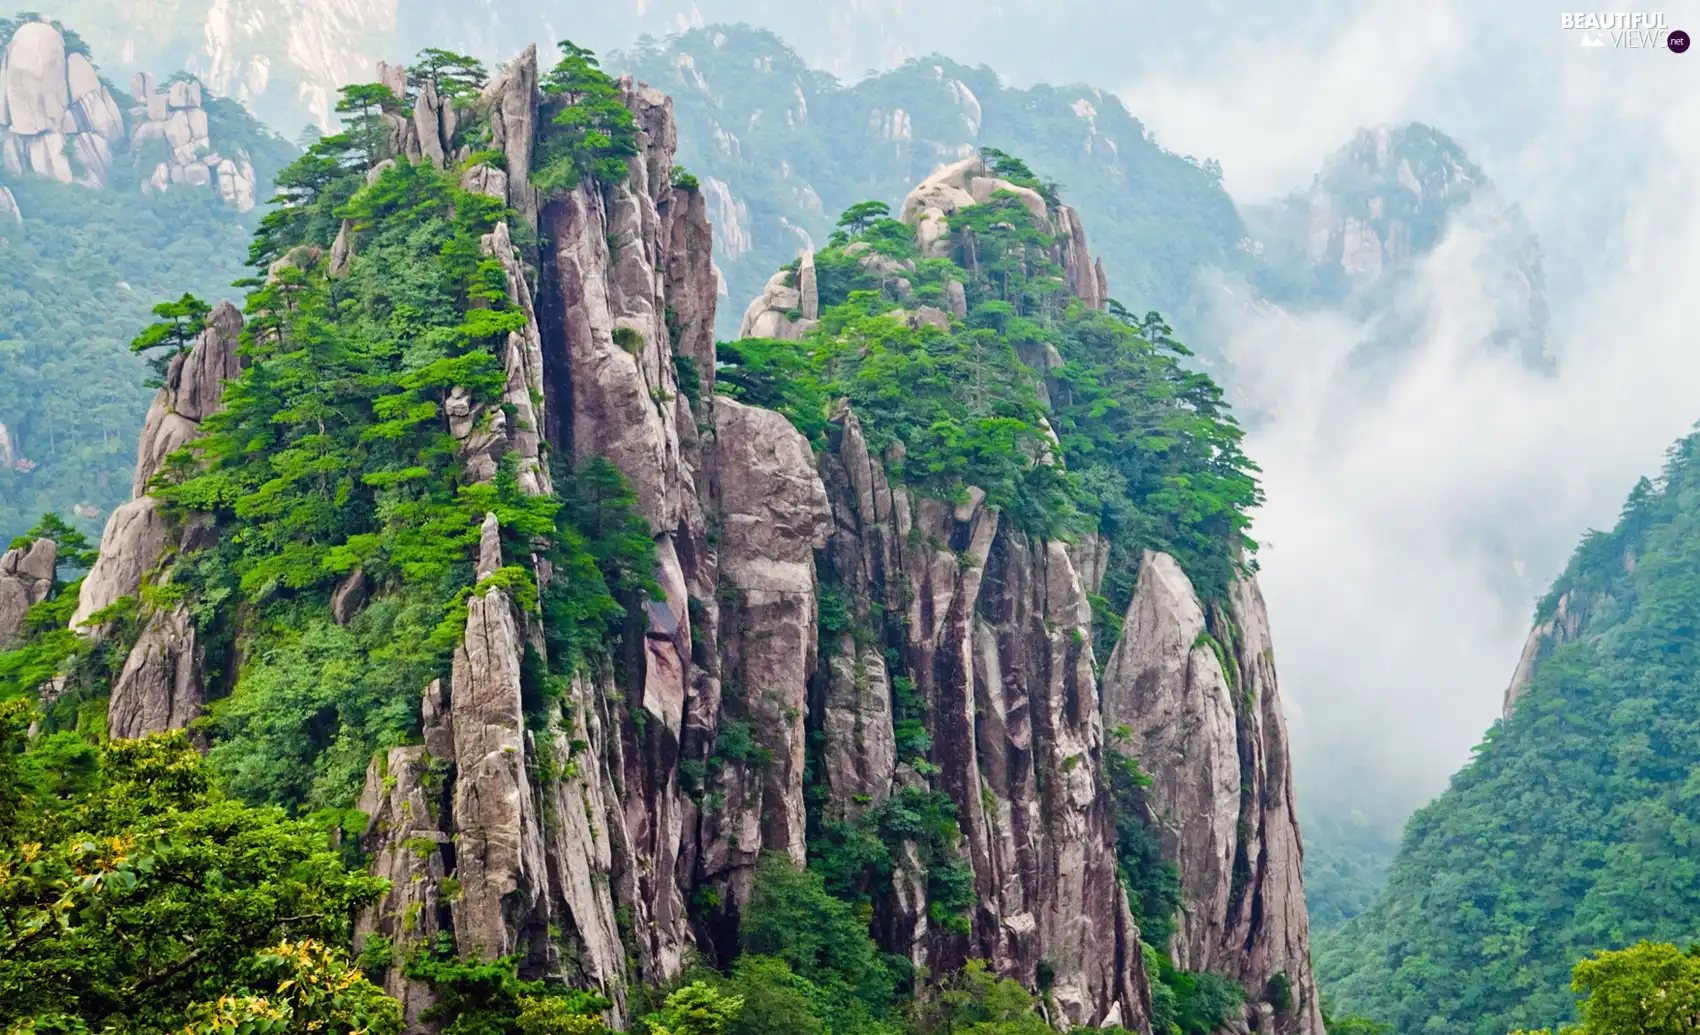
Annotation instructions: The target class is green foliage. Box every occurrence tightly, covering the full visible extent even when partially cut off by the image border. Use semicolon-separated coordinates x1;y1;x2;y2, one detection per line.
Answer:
10;512;97;573
740;856;902;1023
128;292;211;386
204;590;448;811
1318;426;1700;1035
644;981;745;1035
721;194;1259;592
671;166;701;192
535;41;639;194
674;353;704;407
1103;747;1181;949
405;935;610;1035
408;49;489;101
157;158;526;601
910;960;1051;1035
614;29;1249;344
0;154;282;545
837;202;892;235
810;789;974;937
0;723;391;1033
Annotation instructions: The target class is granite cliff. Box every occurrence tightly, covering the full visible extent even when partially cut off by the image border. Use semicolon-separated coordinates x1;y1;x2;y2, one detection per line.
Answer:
24;42;1320;1035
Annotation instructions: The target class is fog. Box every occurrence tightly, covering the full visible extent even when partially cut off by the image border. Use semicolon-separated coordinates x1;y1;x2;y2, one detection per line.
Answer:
1118;0;1700;809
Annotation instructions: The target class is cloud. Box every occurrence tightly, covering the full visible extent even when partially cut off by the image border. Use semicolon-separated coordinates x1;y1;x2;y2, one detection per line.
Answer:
1115;0;1700;810
1117;0;1469;199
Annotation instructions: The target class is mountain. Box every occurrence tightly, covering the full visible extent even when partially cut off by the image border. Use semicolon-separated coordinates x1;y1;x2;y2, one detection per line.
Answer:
1237;123;1549;379
0;39;1324;1035
1313;431;1700;1034
609;26;1251;342
0;15;295;545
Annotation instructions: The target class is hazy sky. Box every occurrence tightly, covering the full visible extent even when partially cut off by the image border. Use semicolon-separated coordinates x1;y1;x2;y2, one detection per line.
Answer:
1121;0;1698;808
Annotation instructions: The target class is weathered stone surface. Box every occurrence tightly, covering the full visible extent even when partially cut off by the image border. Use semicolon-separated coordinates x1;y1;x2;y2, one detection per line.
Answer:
736;266;815;341
479;220;551;497
1502;589;1589;716
483;45;539;227
705;398;831;895
133;301;244;494
3;22;70;137
0;185;19;223
353;746;446;1032
1101;553;1320;1035
331;568;369;625
108;603;202;740
449;517;548;961
72;497;170;631
0;538;56;646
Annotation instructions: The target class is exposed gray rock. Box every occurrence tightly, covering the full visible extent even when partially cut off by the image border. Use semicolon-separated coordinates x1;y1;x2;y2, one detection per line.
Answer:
449;515;549;960
1502;589;1589;716
704;398;831;897
1100;552;1321;1035
0;185;18;224
736;266;815;340
353;746;447;1031
108;603;202;740
0;537;56;646
1;20;125;186
71;497;170;631
483;45;539;227
132;301;244;494
331;568;369;625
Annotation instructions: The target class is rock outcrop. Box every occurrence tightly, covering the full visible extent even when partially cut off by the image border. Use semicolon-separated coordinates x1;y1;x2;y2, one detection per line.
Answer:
130;73;257;211
0;537;56;646
736;254;818;340
897;155;1108;313
0;185;19;223
1502;588;1592;717
80;48;1317;1035
1101;552;1321;1035
76;302;244;739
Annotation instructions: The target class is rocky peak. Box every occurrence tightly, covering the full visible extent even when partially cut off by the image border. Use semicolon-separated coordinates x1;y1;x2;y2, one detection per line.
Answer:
75;300;245;740
129;73;257;210
1245;121;1549;366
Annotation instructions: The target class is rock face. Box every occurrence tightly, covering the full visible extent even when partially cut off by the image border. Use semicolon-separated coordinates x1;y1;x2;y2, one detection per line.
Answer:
1101;552;1322;1035
703;398;832;896
76;302;244;739
0;537;56;646
736;257;818;340
0;185;19;223
1244;122;1548;367
1502;588;1593;717
0;19;124;186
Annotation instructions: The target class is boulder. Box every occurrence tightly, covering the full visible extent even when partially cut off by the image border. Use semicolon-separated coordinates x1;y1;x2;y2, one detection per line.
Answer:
0;538;56;645
3;22;70;137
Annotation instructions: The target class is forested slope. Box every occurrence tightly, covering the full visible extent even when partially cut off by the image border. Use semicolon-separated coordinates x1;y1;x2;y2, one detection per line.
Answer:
1315;431;1700;1035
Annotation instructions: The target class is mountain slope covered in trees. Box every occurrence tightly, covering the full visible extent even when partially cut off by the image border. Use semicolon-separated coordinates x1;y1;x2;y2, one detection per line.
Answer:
1314;429;1700;1035
0;35;1326;1035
